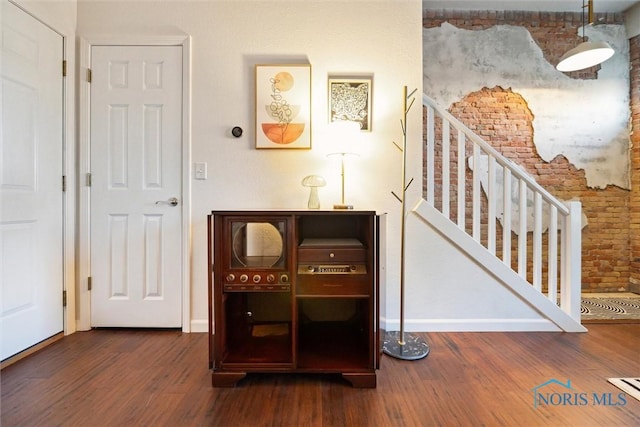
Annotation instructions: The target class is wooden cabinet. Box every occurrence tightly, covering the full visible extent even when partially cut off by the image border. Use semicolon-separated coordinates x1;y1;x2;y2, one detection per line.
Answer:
207;210;381;388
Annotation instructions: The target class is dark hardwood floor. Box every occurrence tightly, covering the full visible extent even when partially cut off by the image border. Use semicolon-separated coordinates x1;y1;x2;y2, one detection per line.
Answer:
1;325;639;426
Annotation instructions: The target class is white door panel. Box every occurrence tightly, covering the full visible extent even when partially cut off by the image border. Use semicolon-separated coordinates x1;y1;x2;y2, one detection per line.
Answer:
1;1;64;360
90;46;182;327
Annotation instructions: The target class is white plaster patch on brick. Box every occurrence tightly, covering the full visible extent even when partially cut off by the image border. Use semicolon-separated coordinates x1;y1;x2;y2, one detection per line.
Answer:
423;22;631;189
468;154;589;235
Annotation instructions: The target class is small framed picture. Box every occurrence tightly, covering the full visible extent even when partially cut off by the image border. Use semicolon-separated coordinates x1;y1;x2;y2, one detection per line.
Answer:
328;76;372;131
255;64;312;149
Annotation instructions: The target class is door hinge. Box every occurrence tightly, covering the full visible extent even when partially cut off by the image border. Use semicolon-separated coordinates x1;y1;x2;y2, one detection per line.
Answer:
88;276;92;291
86;172;92;187
62;60;67;77
87;68;92;83
63;290;67;307
62;175;67;192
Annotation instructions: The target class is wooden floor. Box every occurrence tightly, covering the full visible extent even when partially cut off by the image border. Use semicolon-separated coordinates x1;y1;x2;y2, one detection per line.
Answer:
1;325;639;426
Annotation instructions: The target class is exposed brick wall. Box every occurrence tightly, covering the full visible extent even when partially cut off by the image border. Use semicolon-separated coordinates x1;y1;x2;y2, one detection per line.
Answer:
423;10;630;293
630;35;640;293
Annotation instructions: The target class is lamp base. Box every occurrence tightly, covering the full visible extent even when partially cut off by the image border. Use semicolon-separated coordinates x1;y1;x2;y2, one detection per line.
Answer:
333;204;354;210
383;331;430;361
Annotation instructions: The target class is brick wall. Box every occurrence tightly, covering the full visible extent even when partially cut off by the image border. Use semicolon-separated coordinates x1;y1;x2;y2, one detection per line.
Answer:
630;35;640;293
423;10;630;292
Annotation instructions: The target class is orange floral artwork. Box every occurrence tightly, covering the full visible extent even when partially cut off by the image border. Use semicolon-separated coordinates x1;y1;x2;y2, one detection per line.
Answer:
255;64;311;149
261;123;306;145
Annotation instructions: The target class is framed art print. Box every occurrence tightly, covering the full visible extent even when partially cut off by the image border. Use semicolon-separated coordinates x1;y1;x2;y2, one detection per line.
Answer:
328;76;372;131
255;64;312;149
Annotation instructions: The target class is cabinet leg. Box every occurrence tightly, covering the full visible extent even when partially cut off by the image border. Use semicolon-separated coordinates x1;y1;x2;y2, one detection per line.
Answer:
212;371;247;387
342;372;376;388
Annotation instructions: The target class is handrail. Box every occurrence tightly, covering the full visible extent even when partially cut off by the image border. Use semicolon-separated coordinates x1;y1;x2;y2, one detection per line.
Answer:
422;94;582;326
423;94;569;215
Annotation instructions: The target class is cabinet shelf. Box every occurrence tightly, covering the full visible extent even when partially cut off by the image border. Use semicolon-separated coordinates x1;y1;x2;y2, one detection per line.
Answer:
223;324;292;364
297;321;370;370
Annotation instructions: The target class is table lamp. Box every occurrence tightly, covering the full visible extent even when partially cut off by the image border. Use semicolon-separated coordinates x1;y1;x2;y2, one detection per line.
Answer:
326;121;361;210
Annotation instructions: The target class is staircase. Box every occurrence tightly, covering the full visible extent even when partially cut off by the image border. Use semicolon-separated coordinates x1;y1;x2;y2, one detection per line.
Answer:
418;94;585;332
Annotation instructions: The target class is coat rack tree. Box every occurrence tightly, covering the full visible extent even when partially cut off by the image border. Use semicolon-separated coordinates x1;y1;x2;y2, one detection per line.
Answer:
383;85;430;361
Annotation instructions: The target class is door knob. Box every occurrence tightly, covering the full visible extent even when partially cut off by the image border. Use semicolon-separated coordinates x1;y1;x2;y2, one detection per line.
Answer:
155;197;179;207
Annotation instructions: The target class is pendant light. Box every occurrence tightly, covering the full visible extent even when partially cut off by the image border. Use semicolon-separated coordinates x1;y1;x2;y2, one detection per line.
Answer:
556;0;615;72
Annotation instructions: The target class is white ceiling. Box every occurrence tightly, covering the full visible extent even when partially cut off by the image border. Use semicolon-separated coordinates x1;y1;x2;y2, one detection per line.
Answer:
423;1;640;13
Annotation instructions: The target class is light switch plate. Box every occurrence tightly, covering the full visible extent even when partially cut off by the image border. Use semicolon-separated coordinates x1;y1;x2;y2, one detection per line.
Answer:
194;162;207;180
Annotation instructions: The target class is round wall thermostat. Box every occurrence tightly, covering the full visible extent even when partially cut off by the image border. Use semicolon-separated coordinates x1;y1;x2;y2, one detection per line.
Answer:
231;126;243;138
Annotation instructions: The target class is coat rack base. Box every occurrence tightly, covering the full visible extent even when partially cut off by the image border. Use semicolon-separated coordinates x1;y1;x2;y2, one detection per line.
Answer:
383;331;430;361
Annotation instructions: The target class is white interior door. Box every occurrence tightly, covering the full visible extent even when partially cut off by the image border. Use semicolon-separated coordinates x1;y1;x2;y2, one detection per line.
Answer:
1;1;64;360
90;45;183;327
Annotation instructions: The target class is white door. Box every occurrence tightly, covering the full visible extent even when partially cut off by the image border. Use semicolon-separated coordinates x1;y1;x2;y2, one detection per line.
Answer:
0;2;64;360
90;46;183;327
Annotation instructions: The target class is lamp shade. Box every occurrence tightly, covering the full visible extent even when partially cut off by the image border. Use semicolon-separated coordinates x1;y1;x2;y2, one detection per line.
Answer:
324;120;362;156
556;40;615;72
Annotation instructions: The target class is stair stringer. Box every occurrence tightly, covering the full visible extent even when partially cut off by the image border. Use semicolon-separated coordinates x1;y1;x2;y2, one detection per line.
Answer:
413;199;587;333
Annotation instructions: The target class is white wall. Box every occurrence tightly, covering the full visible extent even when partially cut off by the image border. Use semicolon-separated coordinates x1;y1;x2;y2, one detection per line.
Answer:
15;0;588;334
18;0;595;334
626;3;640;38
12;0;77;31
401;213;561;332
76;0;424;331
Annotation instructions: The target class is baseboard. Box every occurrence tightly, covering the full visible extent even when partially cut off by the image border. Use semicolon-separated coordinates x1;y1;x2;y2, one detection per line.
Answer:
381;317;564;332
190;319;208;333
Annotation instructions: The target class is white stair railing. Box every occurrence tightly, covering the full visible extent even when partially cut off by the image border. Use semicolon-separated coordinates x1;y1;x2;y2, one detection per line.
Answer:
423;94;582;323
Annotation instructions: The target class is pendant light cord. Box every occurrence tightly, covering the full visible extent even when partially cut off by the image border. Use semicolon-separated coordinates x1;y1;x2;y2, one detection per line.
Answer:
582;0;585;41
